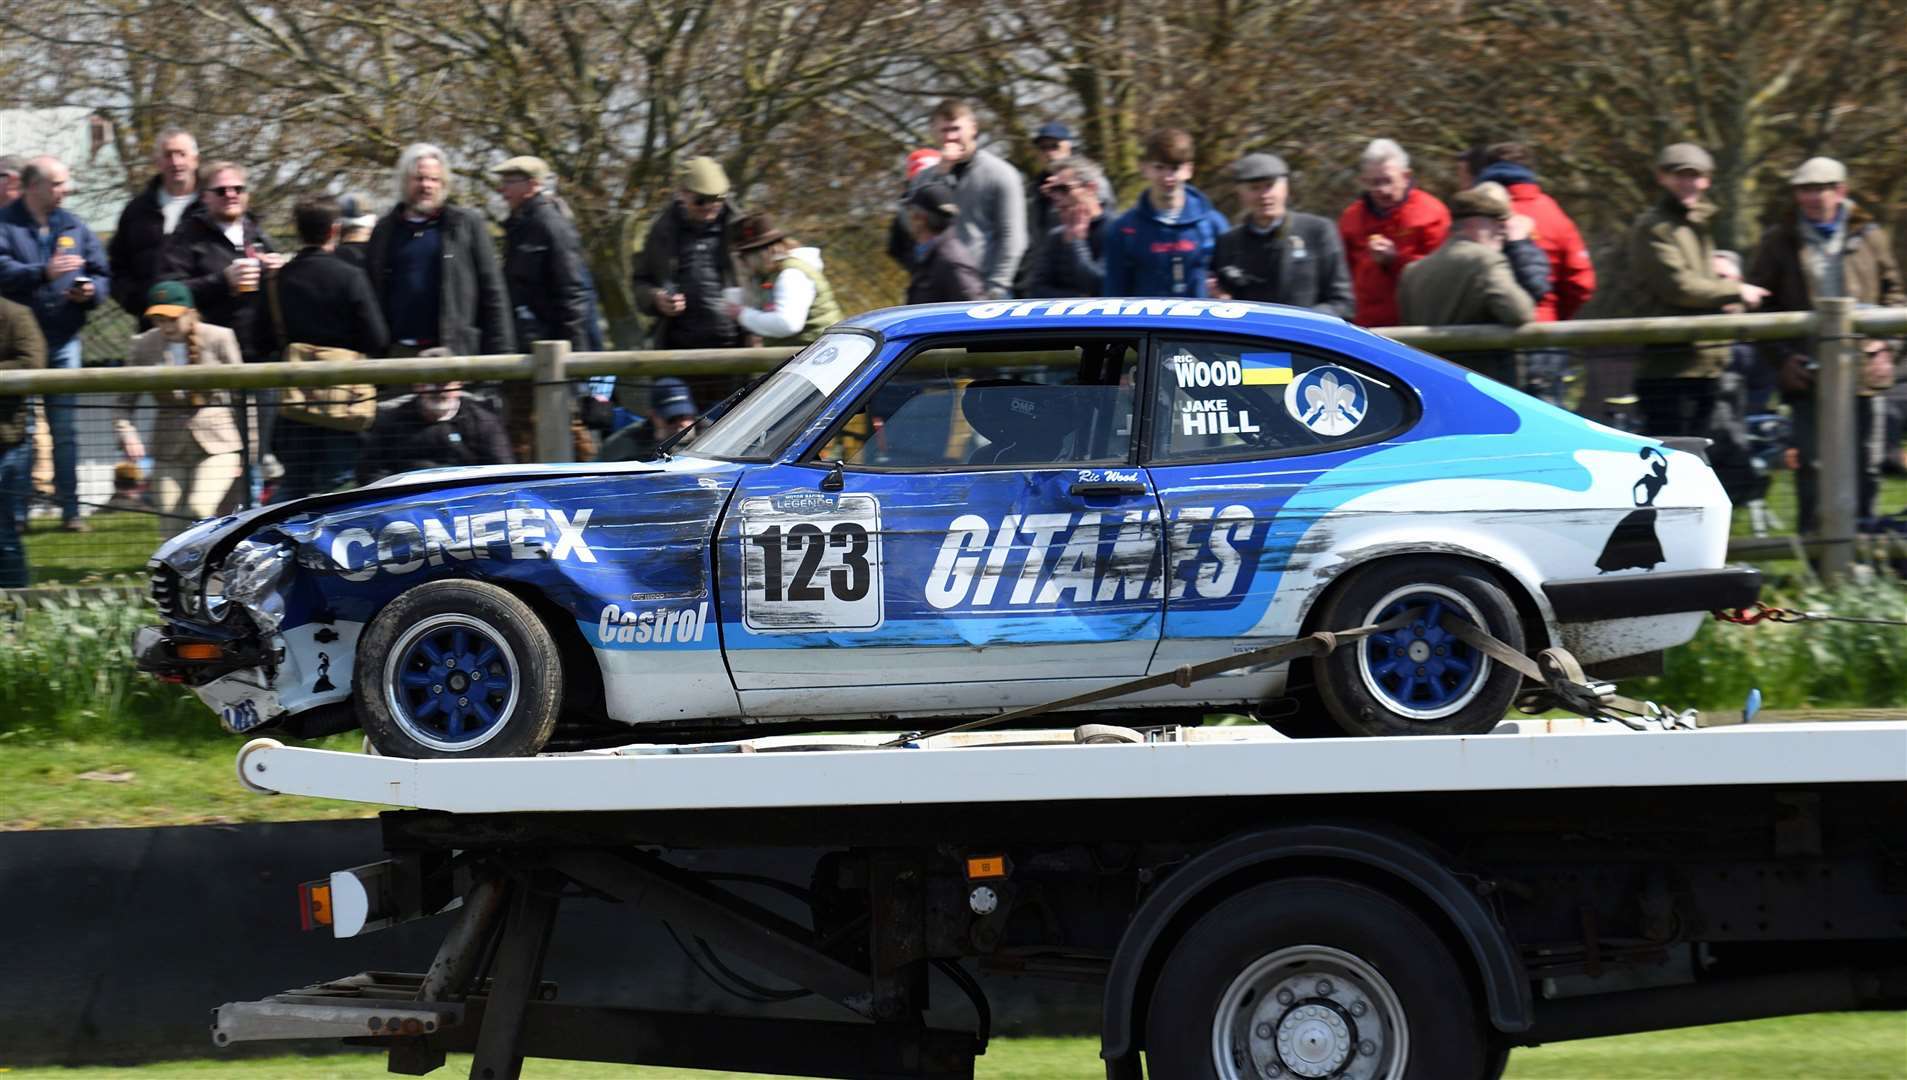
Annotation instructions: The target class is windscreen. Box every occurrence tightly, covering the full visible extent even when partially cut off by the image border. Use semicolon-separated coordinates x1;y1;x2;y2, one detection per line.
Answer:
682;334;878;460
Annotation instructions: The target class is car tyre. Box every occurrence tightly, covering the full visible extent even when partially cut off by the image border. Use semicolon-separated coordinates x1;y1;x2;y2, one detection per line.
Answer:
356;581;563;759
1314;558;1524;737
1144;877;1488;1080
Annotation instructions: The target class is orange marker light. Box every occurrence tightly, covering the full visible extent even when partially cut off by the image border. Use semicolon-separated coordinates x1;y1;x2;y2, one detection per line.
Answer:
299;881;333;931
966;856;1008;880
175;643;222;661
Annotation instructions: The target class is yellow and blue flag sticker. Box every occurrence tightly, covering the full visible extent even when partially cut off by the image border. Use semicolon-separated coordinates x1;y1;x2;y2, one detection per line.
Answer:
1240;352;1294;386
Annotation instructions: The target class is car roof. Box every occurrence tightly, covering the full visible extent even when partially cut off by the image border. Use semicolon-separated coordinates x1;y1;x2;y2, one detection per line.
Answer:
839;299;1356;339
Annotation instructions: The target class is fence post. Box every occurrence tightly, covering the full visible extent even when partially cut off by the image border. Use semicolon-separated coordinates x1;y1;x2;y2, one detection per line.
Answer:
531;340;571;464
1813;296;1857;581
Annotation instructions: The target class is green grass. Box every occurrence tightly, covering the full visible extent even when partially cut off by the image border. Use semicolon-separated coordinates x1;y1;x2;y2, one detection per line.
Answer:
3;1017;1903;1077
0;736;381;830
20;509;164;585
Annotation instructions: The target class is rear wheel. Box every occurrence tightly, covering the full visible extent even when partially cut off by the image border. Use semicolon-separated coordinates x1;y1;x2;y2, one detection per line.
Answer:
355;581;562;758
1315;558;1524;737
1144;877;1489;1079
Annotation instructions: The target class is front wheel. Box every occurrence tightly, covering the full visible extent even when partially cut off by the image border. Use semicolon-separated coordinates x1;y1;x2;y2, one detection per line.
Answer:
355;581;563;758
1314;558;1525;737
1144;878;1489;1079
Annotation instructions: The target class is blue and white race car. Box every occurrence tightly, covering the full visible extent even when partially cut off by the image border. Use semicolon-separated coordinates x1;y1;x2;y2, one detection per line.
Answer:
136;300;1757;757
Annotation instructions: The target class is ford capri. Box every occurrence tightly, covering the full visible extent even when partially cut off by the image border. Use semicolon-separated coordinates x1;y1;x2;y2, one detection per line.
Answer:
135;300;1758;757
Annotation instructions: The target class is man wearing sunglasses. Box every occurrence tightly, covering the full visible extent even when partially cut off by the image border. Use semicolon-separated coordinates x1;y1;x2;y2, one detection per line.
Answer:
157;160;283;363
631;156;743;351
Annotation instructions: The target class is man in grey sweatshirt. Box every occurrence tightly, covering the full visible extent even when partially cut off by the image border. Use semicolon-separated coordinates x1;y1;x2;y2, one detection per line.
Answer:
918;99;1027;299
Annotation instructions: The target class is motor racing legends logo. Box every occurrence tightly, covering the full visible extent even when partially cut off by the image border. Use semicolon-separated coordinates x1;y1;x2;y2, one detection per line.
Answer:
925;505;1258;609
597;601;710;645
328;508;596;581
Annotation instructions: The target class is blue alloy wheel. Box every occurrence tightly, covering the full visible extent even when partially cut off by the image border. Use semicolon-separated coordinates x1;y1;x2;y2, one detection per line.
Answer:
1354;583;1492;722
384;613;522;753
1359;587;1489;719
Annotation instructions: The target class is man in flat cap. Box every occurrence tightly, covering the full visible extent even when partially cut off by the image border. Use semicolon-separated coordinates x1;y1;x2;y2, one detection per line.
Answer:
494;156;589;352
1396;185;1533;383
632;156;743;351
493;155;594;459
1212;152;1353;318
1749;156;1905;531
1625;142;1769;437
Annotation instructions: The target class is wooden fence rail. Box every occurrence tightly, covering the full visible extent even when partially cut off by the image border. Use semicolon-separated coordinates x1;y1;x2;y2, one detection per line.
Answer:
2;298;1900;575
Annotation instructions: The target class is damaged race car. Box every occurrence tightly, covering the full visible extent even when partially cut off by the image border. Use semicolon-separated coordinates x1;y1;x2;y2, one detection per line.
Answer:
136;299;1759;758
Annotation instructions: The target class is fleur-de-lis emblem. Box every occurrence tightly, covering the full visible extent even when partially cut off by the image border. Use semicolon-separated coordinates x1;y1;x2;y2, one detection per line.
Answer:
1300;370;1364;435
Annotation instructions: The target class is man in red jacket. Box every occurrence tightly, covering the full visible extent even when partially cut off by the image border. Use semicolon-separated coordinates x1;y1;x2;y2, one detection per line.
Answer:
1338;139;1449;327
1472;143;1596;321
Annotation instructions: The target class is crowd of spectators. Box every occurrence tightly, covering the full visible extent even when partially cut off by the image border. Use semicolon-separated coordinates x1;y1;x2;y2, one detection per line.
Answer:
0;103;1903;587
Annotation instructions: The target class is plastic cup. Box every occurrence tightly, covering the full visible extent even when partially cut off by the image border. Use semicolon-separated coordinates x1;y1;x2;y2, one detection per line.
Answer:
722;286;744;308
234;257;260;294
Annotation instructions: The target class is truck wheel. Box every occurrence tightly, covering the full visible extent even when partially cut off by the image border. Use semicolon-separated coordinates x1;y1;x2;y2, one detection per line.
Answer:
355;581;562;759
1144;878;1487;1080
1314;558;1523;737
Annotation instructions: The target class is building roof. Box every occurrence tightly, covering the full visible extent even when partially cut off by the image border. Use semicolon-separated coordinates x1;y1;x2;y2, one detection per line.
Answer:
0;107;129;232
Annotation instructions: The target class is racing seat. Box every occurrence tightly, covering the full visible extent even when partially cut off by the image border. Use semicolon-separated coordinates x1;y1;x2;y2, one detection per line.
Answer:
960;379;1076;465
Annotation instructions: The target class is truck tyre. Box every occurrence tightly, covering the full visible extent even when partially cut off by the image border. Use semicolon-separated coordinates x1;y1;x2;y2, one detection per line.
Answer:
356;581;563;759
1144;877;1488;1080
1314;558;1524;737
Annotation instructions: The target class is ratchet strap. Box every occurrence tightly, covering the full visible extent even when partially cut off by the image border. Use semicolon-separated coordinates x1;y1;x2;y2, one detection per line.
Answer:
890;607;1694;747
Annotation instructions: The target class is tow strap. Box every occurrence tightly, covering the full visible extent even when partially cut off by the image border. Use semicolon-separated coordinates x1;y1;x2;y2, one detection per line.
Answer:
887;609;1695;747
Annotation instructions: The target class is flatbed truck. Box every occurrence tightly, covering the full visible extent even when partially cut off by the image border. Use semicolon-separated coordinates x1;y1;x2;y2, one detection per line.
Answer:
215;718;1907;1079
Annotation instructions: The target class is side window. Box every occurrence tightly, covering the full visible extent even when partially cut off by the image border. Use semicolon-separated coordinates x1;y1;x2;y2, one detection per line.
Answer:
818;338;1139;468
1150;339;1408;461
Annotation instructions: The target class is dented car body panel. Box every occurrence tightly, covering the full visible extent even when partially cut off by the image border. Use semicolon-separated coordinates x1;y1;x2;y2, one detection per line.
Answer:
140;300;1752;740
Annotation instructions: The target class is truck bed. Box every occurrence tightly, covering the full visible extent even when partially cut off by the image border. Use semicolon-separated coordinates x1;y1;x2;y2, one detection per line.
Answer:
234;719;1907;814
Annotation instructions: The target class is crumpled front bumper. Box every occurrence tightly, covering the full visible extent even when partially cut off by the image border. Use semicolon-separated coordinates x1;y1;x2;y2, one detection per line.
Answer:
134;624;283;734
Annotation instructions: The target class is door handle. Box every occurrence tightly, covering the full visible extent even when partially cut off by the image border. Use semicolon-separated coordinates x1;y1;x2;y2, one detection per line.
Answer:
1069;482;1148;498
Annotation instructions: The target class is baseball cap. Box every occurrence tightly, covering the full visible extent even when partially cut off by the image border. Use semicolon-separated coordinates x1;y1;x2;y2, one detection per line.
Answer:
1789;156;1847;186
1656;142;1715;175
1231;152;1289;182
908;182;958;218
490;155;552;183
904;148;942;182
337;192;378;230
678;156;730;197
1449;185;1512;221
1034;122;1076;144
651;377;697;421
144;279;195;319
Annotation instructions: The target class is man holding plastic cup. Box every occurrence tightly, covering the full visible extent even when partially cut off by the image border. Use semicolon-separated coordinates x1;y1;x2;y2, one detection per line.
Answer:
0;155;111;531
158;160;283;363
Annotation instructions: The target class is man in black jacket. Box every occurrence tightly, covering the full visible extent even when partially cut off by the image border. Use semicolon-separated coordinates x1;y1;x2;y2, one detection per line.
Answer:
1023;157;1109;298
493;155;592;459
903;183;985;304
358;380;512;486
157;159;281;360
1212;153;1354;318
265;196;390;504
108;128;200;328
631;156;741;350
266;196;389;356
365;143;513;358
492;156;588;349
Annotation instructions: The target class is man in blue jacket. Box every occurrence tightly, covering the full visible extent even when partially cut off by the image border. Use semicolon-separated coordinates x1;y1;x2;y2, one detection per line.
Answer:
0;156;110;531
1104;129;1229;298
